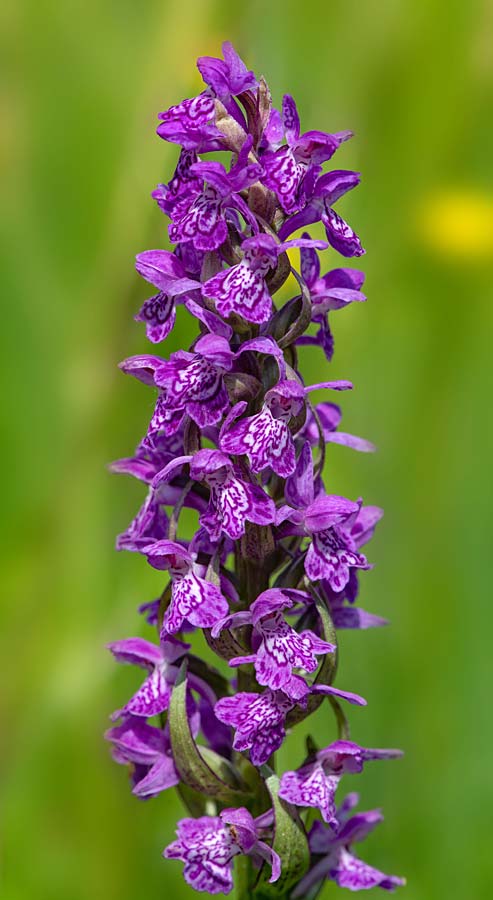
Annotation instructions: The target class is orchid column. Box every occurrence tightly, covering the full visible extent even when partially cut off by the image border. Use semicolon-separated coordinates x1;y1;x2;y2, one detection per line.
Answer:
107;42;404;899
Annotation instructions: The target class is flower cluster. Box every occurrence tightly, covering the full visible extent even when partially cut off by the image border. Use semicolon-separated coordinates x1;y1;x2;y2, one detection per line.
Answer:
107;42;404;897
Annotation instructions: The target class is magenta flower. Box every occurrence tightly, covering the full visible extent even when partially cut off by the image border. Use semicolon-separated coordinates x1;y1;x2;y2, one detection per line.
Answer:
202;234;327;324
168;139;262;251
105;716;179;798
164;807;280;894
293;798;405;895
279;169;364;257
140;539;229;634
219;381;306;477
133;249;200;343
107;636;188;718
190;449;276;541
279;741;402;823
261;94;351;214
213;588;334;699
215;685;366;767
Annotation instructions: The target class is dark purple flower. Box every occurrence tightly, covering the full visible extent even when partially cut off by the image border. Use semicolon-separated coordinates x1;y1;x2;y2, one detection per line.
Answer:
318;502;384;599
220;378;351;479
279;741;402;824
107;636;188;718
215;684;365;767
279;443;376;591
168;138;262;251
153;334;235;431
105;716;179;798
304;496;370;590
133;249;200;343
192;450;276;541
261;95;351;214
329;597;389;630
298;402;376;454
219;379;305;477
279;170;364;257
140;539;229;634
214;688;294;766
153;449;276;543
120;335;234;441
152;149;203;222
110;429;185;485
156;93;224;152
296;235;366;359
202;233;326;324
116;488;168;552
197;41;257;107
293;798;405;895
164;806;280;894
213;588;334;700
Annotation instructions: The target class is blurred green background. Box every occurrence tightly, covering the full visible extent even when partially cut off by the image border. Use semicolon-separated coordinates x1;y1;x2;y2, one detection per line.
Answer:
1;0;492;897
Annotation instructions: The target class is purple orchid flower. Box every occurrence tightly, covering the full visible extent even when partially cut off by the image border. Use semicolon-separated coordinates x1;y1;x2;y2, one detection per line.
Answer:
110;428;186;485
317;502;385;607
293;798;405;895
197;41;257;118
279;169;364;257
190;449;276;541
108;44;403;898
219;376;352;478
295;233;367;359
115;488;169;552
168;138;262;251
152;149;203;222
303;496;370;589
105;716;179;798
140;539;229;634
107;636;189;718
215;685;366;767
214;688;295;766
218;381;305;477
133;249;200;343
157;43;256;155
212;588;334;700
202;233;327;324
299;402;376;454
152;449;276;543
261;94;352;214
152;334;235;432
120;334;288;454
108;635;216;730
120;333;234;438
278;443;375;591
156;93;224;153
164;806;280;895
279;741;402;824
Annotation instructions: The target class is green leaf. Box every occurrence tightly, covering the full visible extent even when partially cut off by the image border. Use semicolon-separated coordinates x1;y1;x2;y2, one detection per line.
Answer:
254;771;309;898
169;662;249;803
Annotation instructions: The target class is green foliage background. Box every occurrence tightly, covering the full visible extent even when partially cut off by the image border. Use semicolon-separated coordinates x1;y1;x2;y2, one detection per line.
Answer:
1;1;492;897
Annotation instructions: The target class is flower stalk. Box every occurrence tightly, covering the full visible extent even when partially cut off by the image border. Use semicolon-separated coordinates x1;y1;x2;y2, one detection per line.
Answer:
106;41;405;897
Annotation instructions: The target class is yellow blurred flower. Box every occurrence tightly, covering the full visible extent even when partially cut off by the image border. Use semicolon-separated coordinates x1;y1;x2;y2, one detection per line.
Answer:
418;189;493;260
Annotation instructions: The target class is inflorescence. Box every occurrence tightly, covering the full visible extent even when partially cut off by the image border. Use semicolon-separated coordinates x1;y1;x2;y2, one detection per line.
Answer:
106;41;404;898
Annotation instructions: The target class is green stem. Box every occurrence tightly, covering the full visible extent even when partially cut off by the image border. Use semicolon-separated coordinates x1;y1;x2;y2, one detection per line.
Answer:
235;854;255;899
